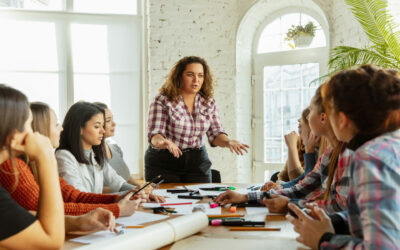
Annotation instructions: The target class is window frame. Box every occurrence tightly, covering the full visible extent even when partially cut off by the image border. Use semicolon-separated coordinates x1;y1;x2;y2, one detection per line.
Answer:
0;1;145;178
252;8;329;181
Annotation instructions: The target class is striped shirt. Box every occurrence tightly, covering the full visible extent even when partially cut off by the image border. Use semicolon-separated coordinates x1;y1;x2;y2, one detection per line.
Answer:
321;130;400;249
249;144;352;213
147;93;226;150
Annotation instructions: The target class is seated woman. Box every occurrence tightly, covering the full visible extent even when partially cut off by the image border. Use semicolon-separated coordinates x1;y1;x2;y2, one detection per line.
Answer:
0;101;144;218
289;65;400;249
215;85;353;214
276;107;323;189
93;102;141;187
56;102;163;202
0;84;64;249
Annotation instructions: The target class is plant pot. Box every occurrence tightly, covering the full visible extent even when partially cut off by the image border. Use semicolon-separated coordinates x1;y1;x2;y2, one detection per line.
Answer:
293;34;314;48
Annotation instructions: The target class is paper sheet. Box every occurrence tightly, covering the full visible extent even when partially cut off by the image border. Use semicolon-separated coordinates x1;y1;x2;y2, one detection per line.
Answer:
116;211;168;226
70;227;139;244
77;212;209;250
245;207;269;215
141;197;199;208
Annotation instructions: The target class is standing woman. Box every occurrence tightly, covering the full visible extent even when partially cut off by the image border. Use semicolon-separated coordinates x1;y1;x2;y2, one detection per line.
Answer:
145;56;249;183
0;85;64;249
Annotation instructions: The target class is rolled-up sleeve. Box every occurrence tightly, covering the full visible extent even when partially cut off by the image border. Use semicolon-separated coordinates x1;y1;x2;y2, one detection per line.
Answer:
206;100;227;145
147;97;167;144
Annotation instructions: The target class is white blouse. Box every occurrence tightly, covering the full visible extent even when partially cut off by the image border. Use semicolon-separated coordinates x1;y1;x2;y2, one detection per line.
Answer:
56;149;125;193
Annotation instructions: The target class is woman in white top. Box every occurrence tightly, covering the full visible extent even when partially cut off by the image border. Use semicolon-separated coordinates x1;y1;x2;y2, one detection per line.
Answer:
56;102;139;194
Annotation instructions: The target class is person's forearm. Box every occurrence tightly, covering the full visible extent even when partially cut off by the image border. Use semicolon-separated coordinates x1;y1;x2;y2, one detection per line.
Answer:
128;175;141;187
64;215;80;233
36;156;65;243
286;145;302;179
211;134;230;147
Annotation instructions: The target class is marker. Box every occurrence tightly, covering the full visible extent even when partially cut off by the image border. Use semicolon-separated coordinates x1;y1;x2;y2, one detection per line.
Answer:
264;182;280;192
209;202;219;208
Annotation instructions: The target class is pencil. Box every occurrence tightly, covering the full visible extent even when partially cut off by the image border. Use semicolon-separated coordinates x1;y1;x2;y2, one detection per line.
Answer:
229;227;281;231
125;225;146;228
207;214;244;218
265;182;280;192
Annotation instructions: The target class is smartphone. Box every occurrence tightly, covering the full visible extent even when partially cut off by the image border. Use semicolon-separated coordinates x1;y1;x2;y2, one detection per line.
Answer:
263;192;271;199
288;200;308;218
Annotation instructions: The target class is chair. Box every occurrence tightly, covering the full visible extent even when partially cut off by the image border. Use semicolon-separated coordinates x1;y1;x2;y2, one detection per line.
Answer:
270;171;280;182
211;169;221;183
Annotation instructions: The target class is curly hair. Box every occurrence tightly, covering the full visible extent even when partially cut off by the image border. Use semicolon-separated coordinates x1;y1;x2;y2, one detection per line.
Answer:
160;56;216;103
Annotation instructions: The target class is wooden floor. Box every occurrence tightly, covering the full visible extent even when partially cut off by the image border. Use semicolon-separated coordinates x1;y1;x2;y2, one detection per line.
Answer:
63;183;307;250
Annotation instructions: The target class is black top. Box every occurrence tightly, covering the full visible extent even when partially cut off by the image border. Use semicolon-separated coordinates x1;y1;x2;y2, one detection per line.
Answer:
0;184;37;241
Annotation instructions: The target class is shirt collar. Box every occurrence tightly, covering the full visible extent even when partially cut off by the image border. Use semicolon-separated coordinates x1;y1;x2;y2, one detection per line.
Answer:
346;133;377;151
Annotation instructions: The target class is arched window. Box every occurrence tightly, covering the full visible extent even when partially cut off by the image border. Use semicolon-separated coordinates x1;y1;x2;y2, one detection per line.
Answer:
253;11;329;173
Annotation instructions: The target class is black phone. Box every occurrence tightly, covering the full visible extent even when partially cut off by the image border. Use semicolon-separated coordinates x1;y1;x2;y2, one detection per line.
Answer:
288;200;307;218
263;192;271;199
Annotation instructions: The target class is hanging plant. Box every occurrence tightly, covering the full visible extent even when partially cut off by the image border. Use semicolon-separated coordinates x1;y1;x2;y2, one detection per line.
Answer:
285;21;317;48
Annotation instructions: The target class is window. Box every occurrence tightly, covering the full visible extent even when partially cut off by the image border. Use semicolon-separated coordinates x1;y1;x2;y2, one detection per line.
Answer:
0;0;142;175
253;11;328;169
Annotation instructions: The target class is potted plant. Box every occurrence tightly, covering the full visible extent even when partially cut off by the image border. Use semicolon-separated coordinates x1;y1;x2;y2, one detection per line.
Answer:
285;21;316;48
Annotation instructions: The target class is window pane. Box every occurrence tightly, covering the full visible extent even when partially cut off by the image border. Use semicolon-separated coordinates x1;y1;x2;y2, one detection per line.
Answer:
302;63;319;87
282;64;301;89
264;139;282;163
0;72;59;116
0;20;58;71
263;63;319;163
73;0;137;15
264;90;281;138
71;24;109;73
264;66;280;89
74;74;110;105
282;89;301;134
258;13;326;53
0;0;62;10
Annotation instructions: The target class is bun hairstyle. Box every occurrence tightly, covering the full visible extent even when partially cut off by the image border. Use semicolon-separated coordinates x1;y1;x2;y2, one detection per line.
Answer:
323;65;400;135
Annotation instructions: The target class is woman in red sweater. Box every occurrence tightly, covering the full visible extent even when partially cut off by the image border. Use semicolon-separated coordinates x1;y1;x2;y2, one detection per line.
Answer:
0;102;146;218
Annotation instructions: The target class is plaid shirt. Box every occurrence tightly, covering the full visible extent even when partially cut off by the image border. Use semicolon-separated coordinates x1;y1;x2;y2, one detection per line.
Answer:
321;130;400;249
249;144;352;213
147;93;226;150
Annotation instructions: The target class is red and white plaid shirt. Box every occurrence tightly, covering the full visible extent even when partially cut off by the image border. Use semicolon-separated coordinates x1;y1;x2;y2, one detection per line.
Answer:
147;93;226;150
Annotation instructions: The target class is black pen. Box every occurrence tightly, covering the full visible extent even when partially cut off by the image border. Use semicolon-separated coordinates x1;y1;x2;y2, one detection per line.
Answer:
132;175;162;196
221;221;265;226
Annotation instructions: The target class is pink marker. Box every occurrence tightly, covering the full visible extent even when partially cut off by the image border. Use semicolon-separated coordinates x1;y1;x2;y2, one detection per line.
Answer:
211;219;223;226
209;202;219;208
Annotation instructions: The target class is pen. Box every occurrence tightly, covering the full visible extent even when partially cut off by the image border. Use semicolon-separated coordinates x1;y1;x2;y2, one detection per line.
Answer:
154;179;164;189
132;175;162;196
211;220;265;226
229;227;281;231
160;202;193;206
125;225;146;228
207;214;244;218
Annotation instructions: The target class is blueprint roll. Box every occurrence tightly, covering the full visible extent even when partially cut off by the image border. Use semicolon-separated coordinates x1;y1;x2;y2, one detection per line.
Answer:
78;212;209;250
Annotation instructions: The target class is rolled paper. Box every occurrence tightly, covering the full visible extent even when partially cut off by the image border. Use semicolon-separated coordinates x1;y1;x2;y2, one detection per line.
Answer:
78;212;209;250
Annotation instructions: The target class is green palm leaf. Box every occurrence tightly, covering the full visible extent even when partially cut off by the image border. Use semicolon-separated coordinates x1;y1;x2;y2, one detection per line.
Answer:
344;0;400;62
329;46;399;71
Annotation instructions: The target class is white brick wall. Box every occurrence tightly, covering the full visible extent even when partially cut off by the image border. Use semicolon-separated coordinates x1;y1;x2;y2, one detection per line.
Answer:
145;0;371;182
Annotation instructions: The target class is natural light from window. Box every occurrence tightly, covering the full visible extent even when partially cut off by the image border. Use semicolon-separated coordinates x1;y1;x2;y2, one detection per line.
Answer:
258;13;326;53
